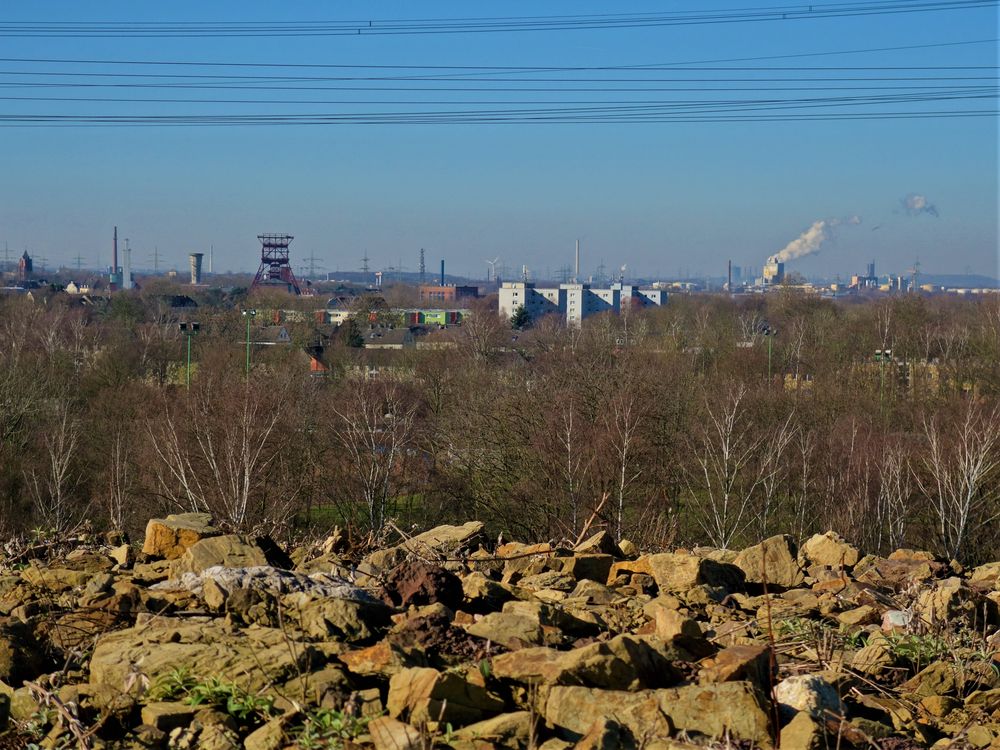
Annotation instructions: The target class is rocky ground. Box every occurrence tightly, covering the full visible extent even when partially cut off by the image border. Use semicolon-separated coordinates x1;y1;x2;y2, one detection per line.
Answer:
2;515;1000;749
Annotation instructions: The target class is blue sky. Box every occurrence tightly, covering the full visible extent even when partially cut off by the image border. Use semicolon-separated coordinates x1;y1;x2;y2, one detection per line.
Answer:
0;1;996;281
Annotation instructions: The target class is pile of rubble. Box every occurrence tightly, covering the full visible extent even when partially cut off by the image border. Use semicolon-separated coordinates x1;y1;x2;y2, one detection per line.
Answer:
2;512;1000;749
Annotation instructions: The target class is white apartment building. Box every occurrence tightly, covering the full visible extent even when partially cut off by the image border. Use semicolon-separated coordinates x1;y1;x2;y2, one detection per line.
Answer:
499;281;666;326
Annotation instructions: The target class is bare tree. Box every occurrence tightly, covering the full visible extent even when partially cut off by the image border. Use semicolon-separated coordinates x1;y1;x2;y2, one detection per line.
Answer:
106;427;133;532
194;387;282;529
332;383;417;533
686;385;783;549
557;400;592;536
147;384;284;529
915;403;1000;560
737;310;765;346
147;405;211;514
789;428;817;540
873;439;913;554
27;402;83;534
605;392;642;542
752;413;796;542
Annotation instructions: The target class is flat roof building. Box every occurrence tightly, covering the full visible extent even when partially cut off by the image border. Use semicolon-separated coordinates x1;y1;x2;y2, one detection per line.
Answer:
418;285;479;303
499;281;665;326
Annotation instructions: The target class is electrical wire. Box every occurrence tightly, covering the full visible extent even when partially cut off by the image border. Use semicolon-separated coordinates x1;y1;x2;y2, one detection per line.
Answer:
0;37;994;72
0;0;995;37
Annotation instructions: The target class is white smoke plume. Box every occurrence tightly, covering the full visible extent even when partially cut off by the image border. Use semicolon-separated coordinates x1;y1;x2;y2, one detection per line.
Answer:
902;193;939;217
772;216;861;263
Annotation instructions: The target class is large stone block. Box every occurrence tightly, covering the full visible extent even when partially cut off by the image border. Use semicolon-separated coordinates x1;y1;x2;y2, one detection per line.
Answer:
142;512;219;560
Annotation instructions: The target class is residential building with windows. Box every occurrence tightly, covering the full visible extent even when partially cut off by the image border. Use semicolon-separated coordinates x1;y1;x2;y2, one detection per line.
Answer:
499;281;665;326
418;284;480;303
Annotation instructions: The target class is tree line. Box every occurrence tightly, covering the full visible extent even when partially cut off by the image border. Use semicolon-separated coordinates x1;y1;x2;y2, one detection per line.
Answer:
1;288;999;562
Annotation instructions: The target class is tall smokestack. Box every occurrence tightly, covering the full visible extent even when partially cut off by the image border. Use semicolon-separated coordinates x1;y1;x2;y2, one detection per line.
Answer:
189;253;204;285
575;239;580;283
728;259;732;292
123;238;133;290
440;259;445;286
112;226;118;273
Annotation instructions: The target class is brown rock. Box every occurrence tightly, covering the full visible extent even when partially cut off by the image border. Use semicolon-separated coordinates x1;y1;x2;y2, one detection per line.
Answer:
109;544;134;568
465;612;545;649
244;718;287;750
700;644;773;692
914;576;994;627
658;682;772;746
544;682;771;747
140;701;199;732
646;552;745;593
169;535;269;577
141;512;219;560
852;638;894;676
340;641;425;677
607;557;654;584
837;605;878;628
799;532;860;569
384;560;464;609
574;718;630;750
734;535;804;588
491;647;565;684
561;555;614;584
555;635;682;690
89;617;322;701
920;694;960;717
542;687;668;743
450;711;533;749
780;711;825;750
295;595;392;644
650;606;713;657
360;522;484;581
902;661;957;698
369;716;423;750
574;531;620;557
387;666;505;725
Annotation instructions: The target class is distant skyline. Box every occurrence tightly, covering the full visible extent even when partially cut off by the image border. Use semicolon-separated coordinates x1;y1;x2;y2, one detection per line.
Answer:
0;1;996;281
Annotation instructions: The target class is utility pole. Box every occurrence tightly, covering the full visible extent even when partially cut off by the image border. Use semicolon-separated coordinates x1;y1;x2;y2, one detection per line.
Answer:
179;322;200;389
242;310;256;377
148;246;161;273
302;250;324;280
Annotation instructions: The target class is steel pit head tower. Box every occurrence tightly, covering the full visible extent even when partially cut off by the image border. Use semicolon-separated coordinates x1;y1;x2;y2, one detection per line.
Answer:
251;234;301;295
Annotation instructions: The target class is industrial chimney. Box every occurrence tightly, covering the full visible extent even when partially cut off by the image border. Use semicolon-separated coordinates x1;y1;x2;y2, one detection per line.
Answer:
189;253;204;285
440;259;445;286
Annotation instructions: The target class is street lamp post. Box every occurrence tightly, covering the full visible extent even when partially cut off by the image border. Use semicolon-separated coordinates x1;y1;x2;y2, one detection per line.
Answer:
242;309;256;377
759;323;777;382
178;322;200;388
876;348;891;413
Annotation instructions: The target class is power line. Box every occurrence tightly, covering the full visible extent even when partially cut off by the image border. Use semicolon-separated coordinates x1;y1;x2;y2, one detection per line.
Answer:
0;37;993;71
0;1;993;37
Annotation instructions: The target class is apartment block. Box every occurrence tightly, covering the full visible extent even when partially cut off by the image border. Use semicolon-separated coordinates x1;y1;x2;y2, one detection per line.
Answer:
499;281;665;325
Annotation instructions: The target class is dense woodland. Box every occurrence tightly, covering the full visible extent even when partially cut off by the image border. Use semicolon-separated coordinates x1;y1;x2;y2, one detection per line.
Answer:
1;288;999;562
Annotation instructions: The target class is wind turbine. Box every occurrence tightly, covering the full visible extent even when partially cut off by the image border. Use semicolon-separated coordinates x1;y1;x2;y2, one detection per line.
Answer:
484;257;499;283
